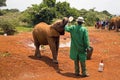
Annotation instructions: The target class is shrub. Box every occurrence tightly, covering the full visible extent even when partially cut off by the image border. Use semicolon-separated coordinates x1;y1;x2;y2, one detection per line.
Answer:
0;18;16;35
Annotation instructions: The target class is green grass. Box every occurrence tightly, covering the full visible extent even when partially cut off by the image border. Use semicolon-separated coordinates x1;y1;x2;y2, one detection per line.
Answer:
16;26;33;32
0;52;11;57
0;26;33;35
0;28;4;35
102;49;109;54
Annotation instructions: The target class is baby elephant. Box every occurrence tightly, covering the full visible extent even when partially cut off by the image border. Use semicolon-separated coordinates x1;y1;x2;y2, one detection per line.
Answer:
32;17;69;64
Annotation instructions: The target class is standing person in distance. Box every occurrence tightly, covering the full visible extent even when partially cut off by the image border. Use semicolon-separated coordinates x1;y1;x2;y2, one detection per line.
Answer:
65;16;90;77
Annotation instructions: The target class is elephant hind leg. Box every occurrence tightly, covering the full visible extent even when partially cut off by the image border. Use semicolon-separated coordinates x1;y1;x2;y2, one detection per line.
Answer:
33;38;41;58
33;32;41;58
34;43;41;58
116;27;119;32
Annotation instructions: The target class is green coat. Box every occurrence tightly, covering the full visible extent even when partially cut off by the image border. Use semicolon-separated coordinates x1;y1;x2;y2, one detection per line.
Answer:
65;24;90;62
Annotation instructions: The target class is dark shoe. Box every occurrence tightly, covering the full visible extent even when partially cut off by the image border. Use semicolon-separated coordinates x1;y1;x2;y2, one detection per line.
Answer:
53;59;58;64
81;74;89;77
75;73;80;76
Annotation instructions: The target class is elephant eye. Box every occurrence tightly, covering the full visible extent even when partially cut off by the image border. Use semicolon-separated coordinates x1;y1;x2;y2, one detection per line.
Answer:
57;22;60;25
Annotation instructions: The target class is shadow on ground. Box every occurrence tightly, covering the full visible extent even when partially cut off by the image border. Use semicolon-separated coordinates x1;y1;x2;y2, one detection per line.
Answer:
28;55;85;78
28;55;63;72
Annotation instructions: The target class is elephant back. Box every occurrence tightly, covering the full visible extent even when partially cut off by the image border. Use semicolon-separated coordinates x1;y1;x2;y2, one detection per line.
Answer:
33;22;49;44
33;22;61;44
33;22;49;35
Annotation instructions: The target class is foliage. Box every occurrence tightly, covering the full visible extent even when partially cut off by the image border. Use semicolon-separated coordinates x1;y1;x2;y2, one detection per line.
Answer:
0;12;21;35
79;9;88;18
19;0;113;26
22;1;58;25
55;1;70;17
20;4;47;25
102;10;111;16
34;7;57;24
0;51;11;57
16;26;33;32
0;18;16;35
3;9;19;12
43;0;56;7
85;11;98;26
20;10;32;25
0;9;5;15
0;0;6;7
0;9;19;16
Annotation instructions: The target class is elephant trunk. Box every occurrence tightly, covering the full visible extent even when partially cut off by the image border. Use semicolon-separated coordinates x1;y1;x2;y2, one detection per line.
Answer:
53;27;65;35
59;30;65;35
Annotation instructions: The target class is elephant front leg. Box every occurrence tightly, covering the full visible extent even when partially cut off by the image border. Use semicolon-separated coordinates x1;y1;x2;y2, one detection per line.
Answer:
48;37;59;64
34;43;41;58
116;27;119;32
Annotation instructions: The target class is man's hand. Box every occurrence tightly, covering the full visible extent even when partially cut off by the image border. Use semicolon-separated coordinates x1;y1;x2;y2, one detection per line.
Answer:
68;16;74;22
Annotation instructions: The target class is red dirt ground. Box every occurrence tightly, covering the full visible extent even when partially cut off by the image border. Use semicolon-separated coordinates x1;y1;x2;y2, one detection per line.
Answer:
0;27;120;80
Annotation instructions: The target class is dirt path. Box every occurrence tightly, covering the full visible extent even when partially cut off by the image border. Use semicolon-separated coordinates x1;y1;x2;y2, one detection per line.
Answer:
0;27;120;80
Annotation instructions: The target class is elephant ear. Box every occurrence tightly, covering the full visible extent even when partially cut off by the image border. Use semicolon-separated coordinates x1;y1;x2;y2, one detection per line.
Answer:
62;17;69;24
47;27;60;37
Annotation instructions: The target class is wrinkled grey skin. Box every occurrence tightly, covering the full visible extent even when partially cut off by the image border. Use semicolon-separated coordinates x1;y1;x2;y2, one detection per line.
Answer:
32;17;69;64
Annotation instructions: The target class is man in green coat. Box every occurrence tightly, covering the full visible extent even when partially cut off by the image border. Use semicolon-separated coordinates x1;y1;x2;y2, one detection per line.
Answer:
65;17;90;77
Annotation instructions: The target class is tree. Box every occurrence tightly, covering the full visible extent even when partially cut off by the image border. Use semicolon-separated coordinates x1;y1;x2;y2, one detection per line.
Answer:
0;0;6;15
23;0;113;26
56;1;70;17
24;0;58;25
0;11;21;35
89;7;96;12
67;8;79;19
79;9;88;18
0;9;19;16
102;10;111;16
0;17;16;35
20;11;32;25
34;7;57;24
0;0;6;7
85;11;98;26
43;0;56;7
